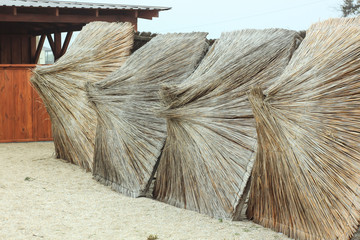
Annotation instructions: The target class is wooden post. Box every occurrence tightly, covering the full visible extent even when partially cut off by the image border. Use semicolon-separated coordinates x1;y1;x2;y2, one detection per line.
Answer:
47;33;62;60
133;18;138;32
46;34;55;55
54;33;61;60
30;36;36;64
60;31;73;57
33;35;46;64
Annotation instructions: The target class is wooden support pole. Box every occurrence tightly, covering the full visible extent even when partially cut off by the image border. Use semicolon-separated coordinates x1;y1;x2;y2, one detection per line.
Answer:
60;31;73;57
46;34;55;56
34;34;46;64
54;33;61;60
133;18;138;32
30;36;36;64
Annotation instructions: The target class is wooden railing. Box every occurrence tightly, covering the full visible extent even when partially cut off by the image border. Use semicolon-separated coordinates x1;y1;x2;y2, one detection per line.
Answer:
0;64;52;142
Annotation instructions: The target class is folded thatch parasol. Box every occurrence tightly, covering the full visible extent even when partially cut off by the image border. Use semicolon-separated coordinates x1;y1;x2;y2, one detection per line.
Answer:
31;22;134;171
87;32;209;197
247;17;360;240
154;29;302;220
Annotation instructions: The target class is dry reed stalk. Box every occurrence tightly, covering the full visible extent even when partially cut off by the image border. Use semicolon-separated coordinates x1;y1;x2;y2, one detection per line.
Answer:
31;22;134;171
247;17;360;240
87;32;209;197
154;29;302;220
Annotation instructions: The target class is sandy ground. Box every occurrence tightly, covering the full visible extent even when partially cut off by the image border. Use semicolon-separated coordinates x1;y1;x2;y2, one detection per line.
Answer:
0;142;291;240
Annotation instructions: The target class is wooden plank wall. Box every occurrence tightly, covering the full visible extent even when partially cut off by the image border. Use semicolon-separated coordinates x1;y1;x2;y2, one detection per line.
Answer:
0;65;52;142
0;35;34;64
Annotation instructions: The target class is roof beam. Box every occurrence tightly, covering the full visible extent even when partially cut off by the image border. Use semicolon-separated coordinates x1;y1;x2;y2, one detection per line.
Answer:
138;10;159;20
30;25;83;36
0;13;137;24
121;10;138;18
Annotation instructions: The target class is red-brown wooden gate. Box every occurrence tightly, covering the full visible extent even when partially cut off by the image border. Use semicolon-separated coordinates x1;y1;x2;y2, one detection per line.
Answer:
0;64;52;142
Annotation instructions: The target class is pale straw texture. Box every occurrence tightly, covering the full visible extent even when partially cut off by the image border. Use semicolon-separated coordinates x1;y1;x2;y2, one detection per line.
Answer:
87;32;209;197
247;17;360;240
31;22;134;171
154;29;302;220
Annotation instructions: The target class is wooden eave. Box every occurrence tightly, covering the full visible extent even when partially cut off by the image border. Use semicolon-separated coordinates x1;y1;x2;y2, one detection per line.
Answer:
0;22;84;35
0;5;162;35
0;5;161;20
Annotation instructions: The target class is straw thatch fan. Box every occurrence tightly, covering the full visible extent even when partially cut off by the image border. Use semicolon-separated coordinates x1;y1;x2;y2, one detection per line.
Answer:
154;29;303;220
87;32;209;197
31;22;134;171
247;17;360;240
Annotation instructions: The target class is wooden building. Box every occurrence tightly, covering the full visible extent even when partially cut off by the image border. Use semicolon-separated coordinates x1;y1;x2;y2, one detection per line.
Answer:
0;0;169;143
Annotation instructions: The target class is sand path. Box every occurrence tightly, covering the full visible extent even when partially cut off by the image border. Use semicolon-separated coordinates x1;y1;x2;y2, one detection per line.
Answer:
0;142;290;240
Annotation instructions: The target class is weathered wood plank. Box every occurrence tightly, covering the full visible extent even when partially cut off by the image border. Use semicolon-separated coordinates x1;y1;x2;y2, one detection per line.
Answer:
32;86;52;141
0;68;6;140
2;68;15;140
11;36;22;64
0;36;12;64
0;65;52;143
21;36;31;64
13;68;33;140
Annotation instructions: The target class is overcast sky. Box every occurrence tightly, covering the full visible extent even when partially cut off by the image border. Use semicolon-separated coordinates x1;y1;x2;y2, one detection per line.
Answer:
72;0;343;38
45;0;343;49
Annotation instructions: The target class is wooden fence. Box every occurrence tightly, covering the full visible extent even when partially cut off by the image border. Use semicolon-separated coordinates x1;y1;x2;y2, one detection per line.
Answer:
0;64;52;143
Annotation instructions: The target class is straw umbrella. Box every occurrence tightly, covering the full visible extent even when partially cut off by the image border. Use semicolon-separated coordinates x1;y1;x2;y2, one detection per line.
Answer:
247;17;360;240
87;32;209;197
154;29;302;219
31;22;134;171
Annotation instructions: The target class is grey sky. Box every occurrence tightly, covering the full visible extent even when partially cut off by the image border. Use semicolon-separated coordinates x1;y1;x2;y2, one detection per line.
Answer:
47;0;343;49
72;0;343;38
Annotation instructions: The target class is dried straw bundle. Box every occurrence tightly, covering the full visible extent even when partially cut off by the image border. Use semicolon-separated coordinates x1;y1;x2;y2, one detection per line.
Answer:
31;22;134;171
154;29;302;220
247;17;360;240
87;32;209;197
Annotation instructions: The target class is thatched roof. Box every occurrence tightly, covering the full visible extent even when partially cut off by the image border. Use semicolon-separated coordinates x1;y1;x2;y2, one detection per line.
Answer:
247;17;360;239
154;29;302;219
87;32;209;197
31;21;134;171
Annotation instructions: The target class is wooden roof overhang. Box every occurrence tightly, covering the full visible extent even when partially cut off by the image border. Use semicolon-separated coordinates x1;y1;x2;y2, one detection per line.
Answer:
0;0;170;63
0;3;169;35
